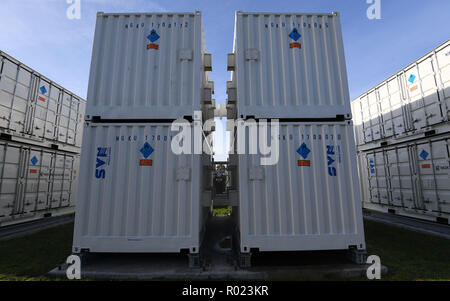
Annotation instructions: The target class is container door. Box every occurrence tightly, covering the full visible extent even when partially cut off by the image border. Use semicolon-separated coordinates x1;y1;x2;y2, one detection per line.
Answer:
377;150;390;205
11;146;28;215
408;144;426;210
382;149;395;206
366;151;388;204
435;43;450;122
75;101;85;148
57;92;71;144
378;81;395;138
399;72;415;131
20;148;38;214
29;78;51;138
361;93;381;143
0;59;32;133
35;151;52;211
358;152;370;202
24;148;49;213
388;77;407;136
369;90;382;141
415;139;450;214
49;153;68;209
385;146;415;209
43;84;61;141
67;97;79;146
23;74;38;136
59;153;73;207
0;143;21;220
46;152;56;209
405;58;444;130
66;155;78;207
360;96;371;143
351;100;365;146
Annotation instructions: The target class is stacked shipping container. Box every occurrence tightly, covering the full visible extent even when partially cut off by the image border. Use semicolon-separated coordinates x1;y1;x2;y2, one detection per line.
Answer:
227;11;366;265
72;12;213;264
352;40;450;224
0;51;85;227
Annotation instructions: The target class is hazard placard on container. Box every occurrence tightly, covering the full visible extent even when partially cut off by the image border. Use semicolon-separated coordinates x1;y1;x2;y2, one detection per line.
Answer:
298;160;310;167
140;160;153;166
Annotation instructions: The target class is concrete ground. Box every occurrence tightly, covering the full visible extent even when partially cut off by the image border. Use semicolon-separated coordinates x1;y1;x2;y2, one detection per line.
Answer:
363;210;450;240
49;216;386;280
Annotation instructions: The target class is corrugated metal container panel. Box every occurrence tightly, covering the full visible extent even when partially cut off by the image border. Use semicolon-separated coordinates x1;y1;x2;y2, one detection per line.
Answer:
358;133;450;219
351;100;364;146
403;45;447;130
86;12;209;120
436;41;450;115
360;89;383;142
376;75;407;138
0;51;86;148
73;123;209;253
351;40;450;147
237;122;365;252
232;12;352;119
0;140;79;226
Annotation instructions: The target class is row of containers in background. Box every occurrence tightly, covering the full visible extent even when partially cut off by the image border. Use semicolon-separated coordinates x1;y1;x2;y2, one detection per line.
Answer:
72;11;367;267
0;50;85;227
351;40;450;224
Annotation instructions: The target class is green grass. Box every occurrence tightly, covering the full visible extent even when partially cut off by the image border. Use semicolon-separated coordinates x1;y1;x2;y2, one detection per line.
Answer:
0;219;449;281
0;223;74;281
361;219;450;281
213;206;232;216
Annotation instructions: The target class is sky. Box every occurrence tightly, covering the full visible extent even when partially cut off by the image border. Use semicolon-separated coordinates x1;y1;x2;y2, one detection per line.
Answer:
1;0;449;160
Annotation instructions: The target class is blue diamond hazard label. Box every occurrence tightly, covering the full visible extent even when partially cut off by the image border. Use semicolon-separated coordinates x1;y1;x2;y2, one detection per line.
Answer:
140;142;154;159
408;74;416;84
31;156;39;165
419;150;429;160
369;158;375;174
147;30;160;43
40;86;47;94
289;28;301;41
297;143;311;159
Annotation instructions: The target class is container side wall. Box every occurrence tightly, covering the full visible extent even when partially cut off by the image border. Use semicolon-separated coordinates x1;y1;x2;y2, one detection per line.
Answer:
86;13;206;120
0;141;79;226
234;12;351;119
0;51;86;149
238;122;365;252
351;40;450;147
73;123;203;253
359;133;450;219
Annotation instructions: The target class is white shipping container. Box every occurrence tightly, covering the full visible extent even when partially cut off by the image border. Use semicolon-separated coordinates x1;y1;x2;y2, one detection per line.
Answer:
86;12;211;120
0;140;80;226
73;123;210;254
352;40;450;146
358;133;450;222
0;51;86;148
230;12;352;119
236;122;366;253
